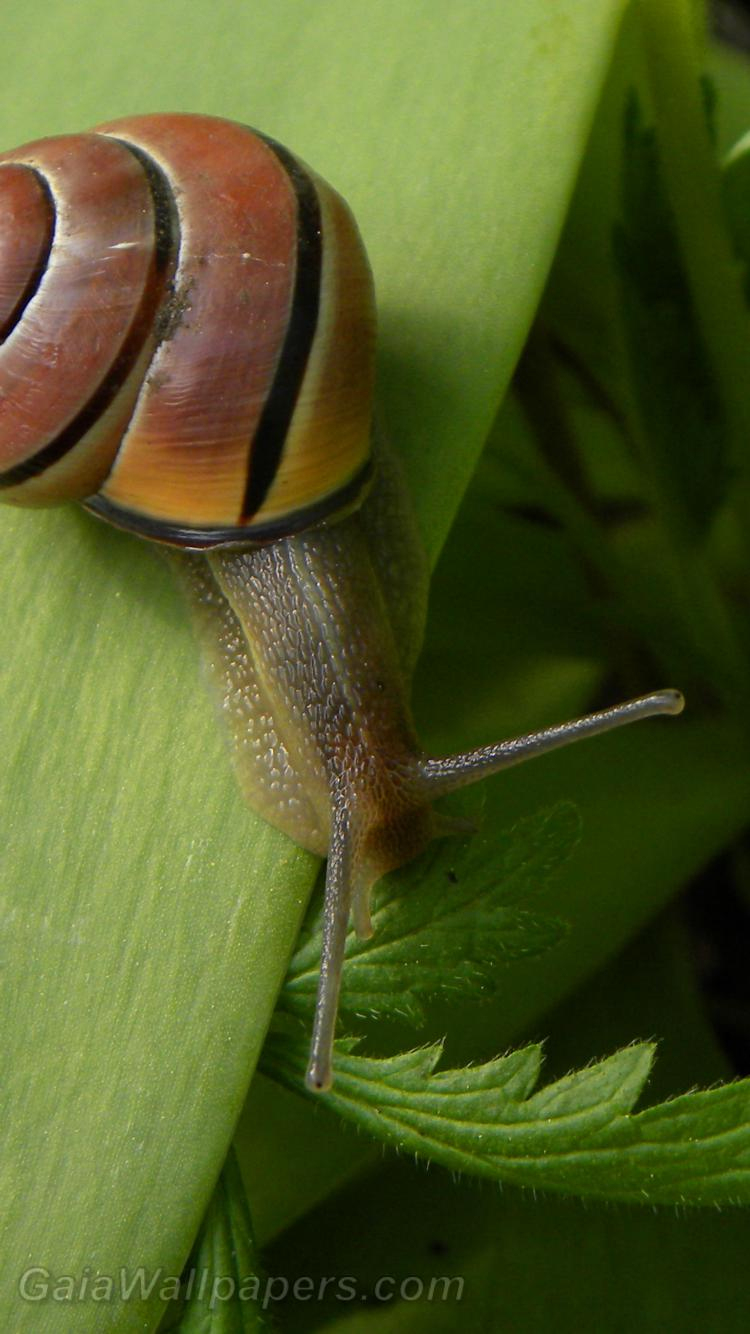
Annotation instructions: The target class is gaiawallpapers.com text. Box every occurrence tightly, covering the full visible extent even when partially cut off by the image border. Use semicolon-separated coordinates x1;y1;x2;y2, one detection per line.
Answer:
18;1266;465;1312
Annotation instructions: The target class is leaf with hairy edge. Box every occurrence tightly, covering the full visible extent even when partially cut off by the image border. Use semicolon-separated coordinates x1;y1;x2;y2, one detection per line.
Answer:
261;1036;750;1208
280;805;577;1026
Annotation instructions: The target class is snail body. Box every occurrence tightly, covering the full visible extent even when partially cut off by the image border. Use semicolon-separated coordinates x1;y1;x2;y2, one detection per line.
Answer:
0;114;683;1090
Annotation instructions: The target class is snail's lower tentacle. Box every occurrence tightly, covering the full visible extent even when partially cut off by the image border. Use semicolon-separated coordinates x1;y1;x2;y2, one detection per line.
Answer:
305;799;356;1094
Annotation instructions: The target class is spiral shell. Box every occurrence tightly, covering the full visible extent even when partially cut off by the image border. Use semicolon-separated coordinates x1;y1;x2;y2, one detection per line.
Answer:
0;114;376;547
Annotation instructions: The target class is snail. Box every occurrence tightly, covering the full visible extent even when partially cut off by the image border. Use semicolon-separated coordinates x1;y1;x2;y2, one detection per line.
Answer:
0;113;683;1092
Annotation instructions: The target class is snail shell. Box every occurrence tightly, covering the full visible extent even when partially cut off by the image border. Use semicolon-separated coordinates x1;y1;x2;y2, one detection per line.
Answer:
0;114;375;546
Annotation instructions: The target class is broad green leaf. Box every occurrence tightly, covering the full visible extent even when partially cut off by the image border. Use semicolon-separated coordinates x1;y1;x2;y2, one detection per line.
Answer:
158;1151;267;1333
281;805;575;1026
0;2;634;1328
262;1034;750;1207
0;513;316;1334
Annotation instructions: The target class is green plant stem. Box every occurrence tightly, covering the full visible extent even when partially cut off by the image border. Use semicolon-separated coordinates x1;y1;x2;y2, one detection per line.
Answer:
617;356;750;702
514;336;750;704
660;533;750;702
637;0;750;543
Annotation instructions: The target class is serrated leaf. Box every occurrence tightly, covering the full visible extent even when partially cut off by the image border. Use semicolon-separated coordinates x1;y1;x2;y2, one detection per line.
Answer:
280;805;578;1026
262;1036;750;1207
613;94;730;538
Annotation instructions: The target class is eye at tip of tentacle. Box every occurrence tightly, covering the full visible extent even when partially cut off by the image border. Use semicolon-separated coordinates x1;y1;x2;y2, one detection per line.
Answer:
305;1059;333;1094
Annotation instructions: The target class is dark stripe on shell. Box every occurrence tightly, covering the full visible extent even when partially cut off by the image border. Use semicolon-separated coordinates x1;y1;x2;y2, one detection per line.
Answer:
0;169;55;344
241;133;323;521
84;454;374;549
0;144;178;490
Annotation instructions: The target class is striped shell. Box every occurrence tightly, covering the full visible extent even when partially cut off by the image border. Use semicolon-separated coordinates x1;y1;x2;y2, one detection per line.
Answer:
0;114;376;547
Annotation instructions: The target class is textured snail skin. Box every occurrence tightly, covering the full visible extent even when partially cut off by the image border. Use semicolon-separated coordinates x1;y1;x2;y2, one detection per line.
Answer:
0;115;685;1091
